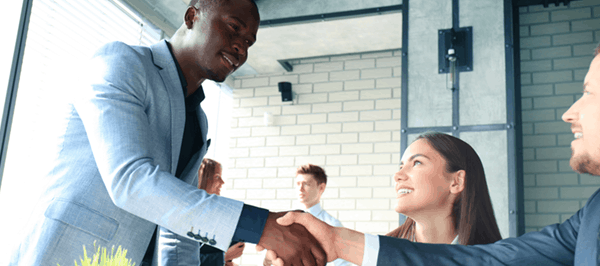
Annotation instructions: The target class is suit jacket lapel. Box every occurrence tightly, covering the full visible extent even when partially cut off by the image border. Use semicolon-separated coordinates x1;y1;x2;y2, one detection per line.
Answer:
197;103;208;148
150;40;185;175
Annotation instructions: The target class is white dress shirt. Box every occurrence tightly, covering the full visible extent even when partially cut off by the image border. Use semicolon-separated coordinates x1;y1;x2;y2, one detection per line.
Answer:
306;203;351;266
361;234;460;266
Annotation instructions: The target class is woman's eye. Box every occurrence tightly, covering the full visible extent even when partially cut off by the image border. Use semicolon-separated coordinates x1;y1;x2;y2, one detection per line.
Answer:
414;161;422;166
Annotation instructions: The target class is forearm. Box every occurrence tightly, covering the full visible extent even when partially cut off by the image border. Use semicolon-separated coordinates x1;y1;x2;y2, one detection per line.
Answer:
332;227;365;265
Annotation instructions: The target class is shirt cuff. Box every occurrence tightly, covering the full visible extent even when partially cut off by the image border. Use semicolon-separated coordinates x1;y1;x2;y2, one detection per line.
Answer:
362;234;380;266
231;204;269;244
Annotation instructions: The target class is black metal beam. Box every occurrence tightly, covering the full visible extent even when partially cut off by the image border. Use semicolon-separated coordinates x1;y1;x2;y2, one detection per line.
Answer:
0;0;34;190
277;60;293;72
399;0;409;226
402;124;510;135
260;5;403;27
515;0;577;7
400;0;409;156
451;0;460;138
506;0;525;237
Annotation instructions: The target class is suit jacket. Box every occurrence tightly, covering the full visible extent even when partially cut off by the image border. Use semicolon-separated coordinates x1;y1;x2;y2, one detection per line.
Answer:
10;40;243;266
376;187;600;265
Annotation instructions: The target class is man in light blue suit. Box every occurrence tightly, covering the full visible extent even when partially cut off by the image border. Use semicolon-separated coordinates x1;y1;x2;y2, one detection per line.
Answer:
9;0;325;266
266;44;600;266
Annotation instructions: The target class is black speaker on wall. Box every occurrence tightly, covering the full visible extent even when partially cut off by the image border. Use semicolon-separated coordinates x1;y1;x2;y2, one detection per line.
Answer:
278;82;293;102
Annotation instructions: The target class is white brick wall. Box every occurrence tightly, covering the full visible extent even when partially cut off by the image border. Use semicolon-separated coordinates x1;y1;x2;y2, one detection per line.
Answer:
227;49;401;265
519;0;600;233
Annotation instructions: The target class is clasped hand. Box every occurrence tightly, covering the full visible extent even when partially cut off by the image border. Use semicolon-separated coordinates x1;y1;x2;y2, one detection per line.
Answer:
257;211;338;266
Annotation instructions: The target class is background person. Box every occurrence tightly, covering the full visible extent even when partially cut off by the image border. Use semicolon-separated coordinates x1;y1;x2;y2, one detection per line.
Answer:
198;158;244;266
264;164;350;266
157;158;246;266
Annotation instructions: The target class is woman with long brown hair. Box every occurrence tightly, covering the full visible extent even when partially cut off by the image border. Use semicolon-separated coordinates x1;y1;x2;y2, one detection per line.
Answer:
157;158;245;266
386;132;502;245
197;158;245;266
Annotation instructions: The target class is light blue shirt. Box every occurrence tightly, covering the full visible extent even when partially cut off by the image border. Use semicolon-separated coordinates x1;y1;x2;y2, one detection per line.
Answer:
306;203;351;266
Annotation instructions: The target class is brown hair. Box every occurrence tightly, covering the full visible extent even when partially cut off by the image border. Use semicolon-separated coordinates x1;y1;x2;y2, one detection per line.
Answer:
595;42;600;57
198;158;220;190
296;164;327;185
386;132;502;245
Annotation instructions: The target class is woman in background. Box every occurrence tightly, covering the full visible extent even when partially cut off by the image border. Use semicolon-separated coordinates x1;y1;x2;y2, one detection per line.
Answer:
157;158;244;266
197;158;245;266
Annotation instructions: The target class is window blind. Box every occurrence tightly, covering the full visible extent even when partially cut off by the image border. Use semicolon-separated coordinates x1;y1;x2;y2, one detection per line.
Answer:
0;0;164;247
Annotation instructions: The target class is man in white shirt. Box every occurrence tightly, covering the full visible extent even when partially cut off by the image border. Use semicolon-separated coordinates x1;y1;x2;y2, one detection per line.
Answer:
264;164;351;266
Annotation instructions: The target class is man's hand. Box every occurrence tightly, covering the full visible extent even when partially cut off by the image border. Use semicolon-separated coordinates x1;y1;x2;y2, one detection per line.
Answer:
261;249;283;266
225;242;245;261
275;212;367;265
263;254;273;266
276;211;339;262
256;211;327;266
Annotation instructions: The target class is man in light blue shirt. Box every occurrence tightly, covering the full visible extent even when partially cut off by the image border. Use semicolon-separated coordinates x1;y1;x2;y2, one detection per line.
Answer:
264;164;351;266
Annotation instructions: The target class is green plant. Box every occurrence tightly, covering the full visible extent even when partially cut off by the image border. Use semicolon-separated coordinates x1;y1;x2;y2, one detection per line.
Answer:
58;241;135;266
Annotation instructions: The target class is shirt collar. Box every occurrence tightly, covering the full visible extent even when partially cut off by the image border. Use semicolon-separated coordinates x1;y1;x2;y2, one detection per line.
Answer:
451;235;460;245
165;41;205;111
305;202;323;216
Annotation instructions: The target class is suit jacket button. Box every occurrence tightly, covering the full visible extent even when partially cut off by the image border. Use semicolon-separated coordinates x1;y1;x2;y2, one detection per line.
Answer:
200;233;209;243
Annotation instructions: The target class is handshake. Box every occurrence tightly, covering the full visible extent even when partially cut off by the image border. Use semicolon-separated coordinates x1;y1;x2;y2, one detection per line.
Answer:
256;211;362;266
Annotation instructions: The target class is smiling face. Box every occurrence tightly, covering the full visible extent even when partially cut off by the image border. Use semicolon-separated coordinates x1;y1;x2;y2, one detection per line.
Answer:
394;139;458;217
204;164;224;195
296;174;326;208
180;0;259;83
562;54;600;175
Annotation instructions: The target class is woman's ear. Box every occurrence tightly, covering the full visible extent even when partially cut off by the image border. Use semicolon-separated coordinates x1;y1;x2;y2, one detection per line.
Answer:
450;170;466;194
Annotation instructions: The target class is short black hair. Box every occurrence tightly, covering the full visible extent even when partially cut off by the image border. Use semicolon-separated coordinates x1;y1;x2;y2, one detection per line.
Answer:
188;0;258;13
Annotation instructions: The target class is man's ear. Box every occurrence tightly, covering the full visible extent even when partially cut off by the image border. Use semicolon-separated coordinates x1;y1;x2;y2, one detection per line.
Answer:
318;182;326;195
450;170;465;194
184;7;198;29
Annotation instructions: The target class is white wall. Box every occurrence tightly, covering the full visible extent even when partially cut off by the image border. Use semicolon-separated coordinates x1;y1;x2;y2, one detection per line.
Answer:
518;0;600;232
223;49;401;265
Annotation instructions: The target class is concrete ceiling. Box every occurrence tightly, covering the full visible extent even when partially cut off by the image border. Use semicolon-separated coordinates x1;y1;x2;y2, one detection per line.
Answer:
121;0;402;76
248;13;402;74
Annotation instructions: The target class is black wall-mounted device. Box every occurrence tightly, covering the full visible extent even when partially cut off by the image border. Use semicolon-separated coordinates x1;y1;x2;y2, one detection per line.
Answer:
438;27;473;74
278;82;293;102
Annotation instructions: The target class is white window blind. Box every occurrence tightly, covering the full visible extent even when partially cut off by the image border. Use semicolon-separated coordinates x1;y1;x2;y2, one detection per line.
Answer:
0;1;163;260
4;0;164;180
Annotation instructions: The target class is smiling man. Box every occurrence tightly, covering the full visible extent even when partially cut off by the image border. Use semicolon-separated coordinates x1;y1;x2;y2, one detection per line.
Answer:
265;43;600;266
9;1;325;266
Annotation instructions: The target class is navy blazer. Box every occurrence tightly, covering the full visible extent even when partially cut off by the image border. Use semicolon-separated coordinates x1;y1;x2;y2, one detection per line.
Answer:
376;188;600;265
